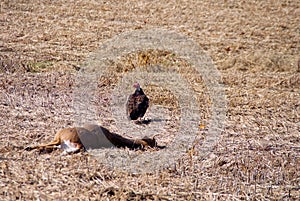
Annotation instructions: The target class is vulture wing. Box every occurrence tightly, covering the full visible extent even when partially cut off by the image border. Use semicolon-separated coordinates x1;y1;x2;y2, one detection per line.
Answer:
126;89;149;120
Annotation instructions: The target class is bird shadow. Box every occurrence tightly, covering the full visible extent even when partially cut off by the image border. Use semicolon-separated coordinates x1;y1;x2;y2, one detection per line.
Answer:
135;118;170;125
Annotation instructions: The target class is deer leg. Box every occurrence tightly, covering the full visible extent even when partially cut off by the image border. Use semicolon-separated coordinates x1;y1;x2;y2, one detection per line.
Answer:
25;139;61;151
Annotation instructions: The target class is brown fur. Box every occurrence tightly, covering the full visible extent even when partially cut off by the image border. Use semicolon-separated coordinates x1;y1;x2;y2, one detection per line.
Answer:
25;124;159;152
25;127;84;151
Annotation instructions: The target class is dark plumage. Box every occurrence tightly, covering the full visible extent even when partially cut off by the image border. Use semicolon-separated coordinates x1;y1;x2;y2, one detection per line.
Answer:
126;83;149;120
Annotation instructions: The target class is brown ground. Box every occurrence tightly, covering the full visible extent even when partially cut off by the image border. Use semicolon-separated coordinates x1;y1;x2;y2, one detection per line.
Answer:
0;0;299;200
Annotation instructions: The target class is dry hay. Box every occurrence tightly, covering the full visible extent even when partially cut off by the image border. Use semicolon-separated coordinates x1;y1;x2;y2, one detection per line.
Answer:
0;0;299;200
94;49;210;150
99;49;211;124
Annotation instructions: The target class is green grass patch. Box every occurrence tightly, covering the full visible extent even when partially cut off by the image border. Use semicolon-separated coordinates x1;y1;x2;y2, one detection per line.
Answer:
27;60;54;72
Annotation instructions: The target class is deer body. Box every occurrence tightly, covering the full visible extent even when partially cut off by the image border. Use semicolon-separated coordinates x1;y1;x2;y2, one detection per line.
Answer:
26;124;158;153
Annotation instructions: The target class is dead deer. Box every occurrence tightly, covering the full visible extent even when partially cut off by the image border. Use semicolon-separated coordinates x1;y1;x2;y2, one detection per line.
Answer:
25;124;160;154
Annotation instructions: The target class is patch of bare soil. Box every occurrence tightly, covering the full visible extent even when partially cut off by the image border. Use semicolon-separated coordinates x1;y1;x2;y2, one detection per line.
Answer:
0;0;299;200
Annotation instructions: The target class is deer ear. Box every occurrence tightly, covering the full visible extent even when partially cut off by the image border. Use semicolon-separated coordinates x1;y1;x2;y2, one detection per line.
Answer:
142;134;159;140
150;134;160;139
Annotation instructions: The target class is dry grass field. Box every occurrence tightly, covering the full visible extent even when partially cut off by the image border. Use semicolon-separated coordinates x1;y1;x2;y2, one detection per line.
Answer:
0;0;299;200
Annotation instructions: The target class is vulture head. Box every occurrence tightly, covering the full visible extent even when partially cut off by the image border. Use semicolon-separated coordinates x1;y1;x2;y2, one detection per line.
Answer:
133;82;141;91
